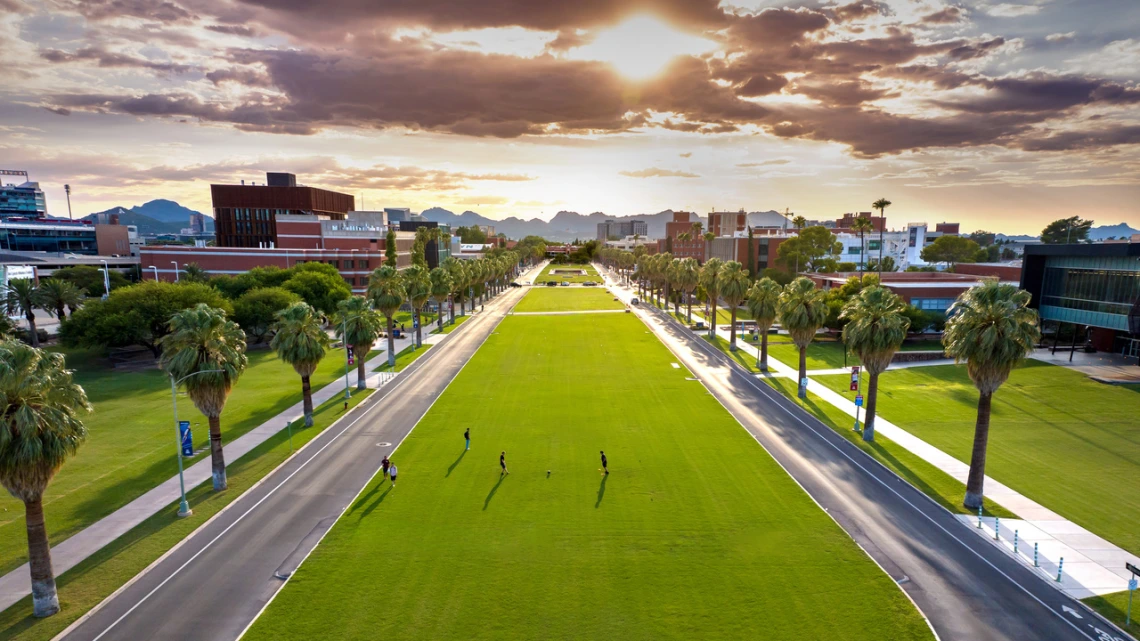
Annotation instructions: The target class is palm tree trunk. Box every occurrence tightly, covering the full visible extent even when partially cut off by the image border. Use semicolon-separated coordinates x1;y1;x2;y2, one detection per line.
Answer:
386;318;396;368
208;414;227;490
356;353;368;390
963;390;992;509
25;497;59;617
710;299;718;338
686;295;692;324
437;303;444;331
798;346;807;399
863;372;879;442
301;375;314;427
460;298;466;317
25;312;38;347
729;308;738;351
414;309;422;348
759;332;769;372
56;303;65;320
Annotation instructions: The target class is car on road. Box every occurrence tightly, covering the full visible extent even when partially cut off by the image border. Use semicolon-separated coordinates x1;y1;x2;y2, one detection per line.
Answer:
583;281;596;286
545;281;556;287
561;281;570;286
509;282;521;288
631;298;639;305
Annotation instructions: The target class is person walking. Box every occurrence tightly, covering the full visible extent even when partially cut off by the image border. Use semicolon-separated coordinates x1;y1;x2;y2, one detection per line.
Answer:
380;456;390;484
389;461;398;486
600;450;608;475
500;451;508;475
464;428;470;450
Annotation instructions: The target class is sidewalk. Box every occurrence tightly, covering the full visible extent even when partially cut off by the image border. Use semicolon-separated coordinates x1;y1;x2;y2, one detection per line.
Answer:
599;265;1139;599
0;333;414;613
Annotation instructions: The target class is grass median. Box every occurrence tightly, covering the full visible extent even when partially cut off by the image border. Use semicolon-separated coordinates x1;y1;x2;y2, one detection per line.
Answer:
514;287;625;312
242;313;933;641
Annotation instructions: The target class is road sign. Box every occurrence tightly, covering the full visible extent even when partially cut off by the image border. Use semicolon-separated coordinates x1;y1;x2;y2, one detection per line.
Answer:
1129;578;1137;591
850;366;860;391
855;394;864;407
178;421;193;457
346;346;355;365
1128;562;1140;577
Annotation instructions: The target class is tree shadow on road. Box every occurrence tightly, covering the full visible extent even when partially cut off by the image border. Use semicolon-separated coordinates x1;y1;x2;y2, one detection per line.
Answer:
446;449;466;477
595;474;607;508
483;474;505;511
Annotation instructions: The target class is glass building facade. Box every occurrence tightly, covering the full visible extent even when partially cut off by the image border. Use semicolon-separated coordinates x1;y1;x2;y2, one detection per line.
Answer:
1022;244;1140;340
0;182;47;219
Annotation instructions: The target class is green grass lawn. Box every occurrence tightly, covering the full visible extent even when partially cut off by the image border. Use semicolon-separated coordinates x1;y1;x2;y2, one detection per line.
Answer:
0;391;372;640
242;313;932;641
0;346;354;576
758;339;944;370
435;315;470;334
374;344;432;373
514;287;625;312
1082;590;1140;638
537;263;600;284
816;362;1140;555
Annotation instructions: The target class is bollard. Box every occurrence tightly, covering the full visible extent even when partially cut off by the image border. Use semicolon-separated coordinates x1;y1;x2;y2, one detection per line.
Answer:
1034;542;1039;567
1013;530;1019;555
977;505;983;529
1057;557;1064;583
994;517;1000;541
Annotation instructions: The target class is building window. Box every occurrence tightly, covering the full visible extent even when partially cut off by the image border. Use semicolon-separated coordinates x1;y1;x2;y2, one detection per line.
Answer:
911;298;955;312
358;259;369;269
342;260;353;269
848;246;861;254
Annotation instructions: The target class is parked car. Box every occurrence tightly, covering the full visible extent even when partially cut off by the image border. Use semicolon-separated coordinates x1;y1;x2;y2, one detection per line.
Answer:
691;321;707;331
583;281;596;286
545;281;556;287
561;281;570;286
509;282;521;288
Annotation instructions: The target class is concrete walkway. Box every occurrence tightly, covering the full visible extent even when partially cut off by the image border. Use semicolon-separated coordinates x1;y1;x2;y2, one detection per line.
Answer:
596;264;1139;599
1030;347;1140;384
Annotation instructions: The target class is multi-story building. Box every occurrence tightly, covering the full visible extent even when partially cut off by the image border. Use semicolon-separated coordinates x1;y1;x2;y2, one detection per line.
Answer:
0;219;99;254
384;208;412;223
707;209;748;237
833;223;928;271
476;224;496;237
935;222;960;235
596;219;648;241
705;235;789;274
0;171;47;219
211;172;355;248
189;212;207;234
398;220;451;268
807;271;1010;313
835;212;885;233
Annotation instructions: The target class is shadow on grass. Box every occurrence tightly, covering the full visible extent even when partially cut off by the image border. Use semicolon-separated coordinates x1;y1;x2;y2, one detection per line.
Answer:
361;486;393;518
595;474;607;508
446;449;466;477
483;474;505;511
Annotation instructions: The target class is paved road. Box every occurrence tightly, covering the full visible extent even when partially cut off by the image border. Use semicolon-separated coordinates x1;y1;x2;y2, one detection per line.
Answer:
605;271;1130;641
58;285;530;641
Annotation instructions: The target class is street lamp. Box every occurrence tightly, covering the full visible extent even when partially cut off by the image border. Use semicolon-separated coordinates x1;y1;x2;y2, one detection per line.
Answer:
99;260;111;300
169;369;224;517
150;265;159;281
171;261;180;282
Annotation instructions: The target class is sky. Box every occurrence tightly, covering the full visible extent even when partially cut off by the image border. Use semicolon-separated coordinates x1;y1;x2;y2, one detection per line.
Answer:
1;0;1138;235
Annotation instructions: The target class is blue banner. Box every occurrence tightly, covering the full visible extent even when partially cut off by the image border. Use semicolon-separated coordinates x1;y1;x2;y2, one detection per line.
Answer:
179;421;193;457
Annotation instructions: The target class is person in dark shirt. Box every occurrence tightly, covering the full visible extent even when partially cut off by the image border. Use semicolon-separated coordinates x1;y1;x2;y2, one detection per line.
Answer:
500;451;508;475
380;456;390;484
464;428;470;451
600;450;608;475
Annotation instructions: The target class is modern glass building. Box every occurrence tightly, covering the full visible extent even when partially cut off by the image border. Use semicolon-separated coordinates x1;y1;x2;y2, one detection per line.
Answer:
0;180;47;219
1021;243;1140;359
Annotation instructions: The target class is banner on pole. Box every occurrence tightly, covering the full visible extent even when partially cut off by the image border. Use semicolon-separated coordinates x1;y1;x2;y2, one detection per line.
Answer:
347;346;355;365
850;366;860;391
179;421;193;457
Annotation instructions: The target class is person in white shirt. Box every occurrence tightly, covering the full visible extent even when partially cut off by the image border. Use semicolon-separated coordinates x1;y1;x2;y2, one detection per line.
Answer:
388;463;398;486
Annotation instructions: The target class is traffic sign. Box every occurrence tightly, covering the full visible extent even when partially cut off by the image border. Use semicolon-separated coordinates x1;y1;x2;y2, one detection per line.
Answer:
178;421;193;457
1129;578;1137;591
855;394;864;407
1128;562;1140;577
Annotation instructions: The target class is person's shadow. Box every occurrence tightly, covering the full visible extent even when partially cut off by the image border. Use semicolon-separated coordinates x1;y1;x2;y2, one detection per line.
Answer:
483;474;505;510
595;474;607;508
447;450;466;477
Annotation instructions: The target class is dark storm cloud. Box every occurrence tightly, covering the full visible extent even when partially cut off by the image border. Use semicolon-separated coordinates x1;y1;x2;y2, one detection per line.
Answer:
1018;126;1140;151
205;24;258;36
827;1;889;22
940;74;1140;115
40;46;193;73
58;0;197;23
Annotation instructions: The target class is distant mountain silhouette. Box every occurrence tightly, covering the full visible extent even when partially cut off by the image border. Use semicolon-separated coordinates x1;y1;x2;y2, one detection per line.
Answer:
82;199;214;236
1089;222;1140;240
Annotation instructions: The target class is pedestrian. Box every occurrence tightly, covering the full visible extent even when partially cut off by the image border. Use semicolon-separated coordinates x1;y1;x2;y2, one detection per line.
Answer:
500;451;508;475
380;455;390;483
464;428;470;450
389;461;397;486
600;450;608;475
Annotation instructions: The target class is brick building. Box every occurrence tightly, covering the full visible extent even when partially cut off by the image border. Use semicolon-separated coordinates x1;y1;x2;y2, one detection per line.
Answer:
805;271;1013;313
658;211;705;261
707;209;747;237
211;172;356;248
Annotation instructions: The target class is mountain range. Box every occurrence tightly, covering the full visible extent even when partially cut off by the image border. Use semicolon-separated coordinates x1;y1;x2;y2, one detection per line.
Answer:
1088;222;1140;241
82;199;214;236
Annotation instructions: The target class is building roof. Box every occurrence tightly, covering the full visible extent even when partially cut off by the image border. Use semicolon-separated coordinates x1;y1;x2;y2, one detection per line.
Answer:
1023;242;1140;257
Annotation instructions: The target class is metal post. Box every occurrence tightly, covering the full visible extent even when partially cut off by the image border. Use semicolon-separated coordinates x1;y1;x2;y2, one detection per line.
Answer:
977;505;983;528
1127;582;1133;626
1034;542;1039;567
994;517;1000;541
171;261;180;282
150;265;159;281
1056;557;1064;582
100;260;111;300
1013;530;1018;554
169;376;192;517
1070;323;1079;362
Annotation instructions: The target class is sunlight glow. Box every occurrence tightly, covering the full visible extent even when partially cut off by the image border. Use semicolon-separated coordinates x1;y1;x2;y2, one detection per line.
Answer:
570;15;718;81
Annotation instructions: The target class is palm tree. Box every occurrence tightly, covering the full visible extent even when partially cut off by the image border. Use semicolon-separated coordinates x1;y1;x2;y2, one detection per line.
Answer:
403;265;431;347
160;304;248;490
943;281;1039;509
5;279;43;347
840;286;909;442
36;280;82;321
792;215;807;230
442;257;466;323
182;263;209;283
367;266;406;369
778;277;828;397
746;278;781;371
852;216;874;273
270;302;329;427
0;343;89;617
335;296;383;390
667;259;684;316
699;258;723;337
429;267;453;332
691;221;703;237
675;258;700;323
718;261;751;351
872;198;892;274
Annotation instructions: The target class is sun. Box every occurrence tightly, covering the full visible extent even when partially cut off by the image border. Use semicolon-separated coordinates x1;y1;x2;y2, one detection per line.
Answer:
571;15;718;81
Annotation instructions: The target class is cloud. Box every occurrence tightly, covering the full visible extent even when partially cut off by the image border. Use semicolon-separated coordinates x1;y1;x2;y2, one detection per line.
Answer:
1046;31;1075;42
1018;125;1140;151
619;167;700;178
679;152;692;158
738;159;792;167
985;3;1041;18
39;46;192;74
921;6;965;24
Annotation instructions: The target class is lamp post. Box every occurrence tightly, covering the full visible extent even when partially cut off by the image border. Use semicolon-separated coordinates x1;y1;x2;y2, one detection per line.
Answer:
169;369;223;517
64;184;73;220
171;261;180;282
150;265;159;281
99;260;111;300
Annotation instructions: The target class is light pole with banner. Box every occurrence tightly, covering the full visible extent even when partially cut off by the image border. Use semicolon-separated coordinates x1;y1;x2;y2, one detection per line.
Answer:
169;369;223;517
850;366;862;431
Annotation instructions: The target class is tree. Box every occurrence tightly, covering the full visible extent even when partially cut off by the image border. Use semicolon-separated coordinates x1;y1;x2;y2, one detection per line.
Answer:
443;258;468;321
182;263;209;283
840;286;909;442
718;261;751;351
367;266;406;368
282;270;351;315
674;258;699;323
36;279;83;321
412;228;429;269
852;216;874;272
385;228;399;267
865;256;897;273
746;278;781;372
233;287;300;343
335;296;384;390
778;277;829;397
1040;216;1093;244
920;235;980;268
943;281;1039;509
872;198;891;274
0;343;90;617
403;265;431;348
455;225;488;244
5;280;44;347
699;258;723;337
429;267;453;331
270;302;329;427
792;215;807;230
160;304;248;490
761;267;793;286
776;226;840;273
968;230;996;247
51;265;128;297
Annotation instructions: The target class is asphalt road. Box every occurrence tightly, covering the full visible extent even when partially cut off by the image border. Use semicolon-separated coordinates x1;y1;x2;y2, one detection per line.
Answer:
606;269;1130;641
57;284;530;641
